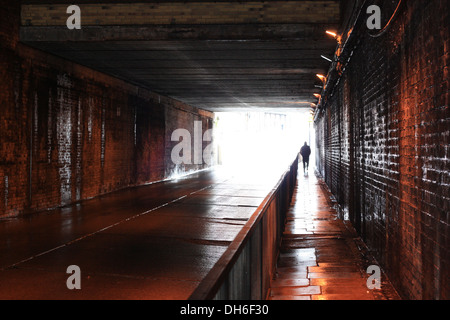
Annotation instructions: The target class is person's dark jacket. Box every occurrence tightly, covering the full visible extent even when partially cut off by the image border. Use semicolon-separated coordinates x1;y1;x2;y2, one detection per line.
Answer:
300;145;311;160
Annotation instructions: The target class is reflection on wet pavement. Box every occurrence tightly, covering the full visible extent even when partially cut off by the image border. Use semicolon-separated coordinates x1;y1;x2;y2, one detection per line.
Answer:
269;172;401;300
0;165;286;300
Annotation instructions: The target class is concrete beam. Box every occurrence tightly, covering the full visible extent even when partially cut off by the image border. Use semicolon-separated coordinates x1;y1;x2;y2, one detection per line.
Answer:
20;24;339;42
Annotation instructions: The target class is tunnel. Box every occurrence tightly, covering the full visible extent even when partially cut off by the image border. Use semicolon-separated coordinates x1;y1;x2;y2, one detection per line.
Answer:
0;0;448;303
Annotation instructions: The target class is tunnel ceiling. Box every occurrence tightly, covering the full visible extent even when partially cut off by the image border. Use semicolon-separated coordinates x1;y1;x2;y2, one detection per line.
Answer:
20;1;341;112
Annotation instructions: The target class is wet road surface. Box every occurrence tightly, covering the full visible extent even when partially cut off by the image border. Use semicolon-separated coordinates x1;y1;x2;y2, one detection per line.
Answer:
0;167;284;300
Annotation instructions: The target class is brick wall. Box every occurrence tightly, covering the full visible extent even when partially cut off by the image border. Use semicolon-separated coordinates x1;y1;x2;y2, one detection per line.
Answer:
165;104;213;177
315;0;449;300
21;1;340;26
0;1;213;218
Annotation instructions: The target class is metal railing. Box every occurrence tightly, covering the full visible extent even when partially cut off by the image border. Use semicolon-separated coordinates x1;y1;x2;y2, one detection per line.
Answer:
189;154;299;300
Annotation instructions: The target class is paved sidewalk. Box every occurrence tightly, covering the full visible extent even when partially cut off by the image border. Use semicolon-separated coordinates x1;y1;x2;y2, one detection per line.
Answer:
269;171;401;300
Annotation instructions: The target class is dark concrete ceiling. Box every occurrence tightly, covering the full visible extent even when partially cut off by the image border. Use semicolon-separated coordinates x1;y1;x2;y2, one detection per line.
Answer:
20;1;341;112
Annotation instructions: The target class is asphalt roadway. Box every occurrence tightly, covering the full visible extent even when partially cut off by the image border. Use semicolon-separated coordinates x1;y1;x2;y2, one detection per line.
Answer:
0;166;284;300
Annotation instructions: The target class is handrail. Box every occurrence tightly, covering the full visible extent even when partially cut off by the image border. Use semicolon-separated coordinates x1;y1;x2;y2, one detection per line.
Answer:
189;154;299;300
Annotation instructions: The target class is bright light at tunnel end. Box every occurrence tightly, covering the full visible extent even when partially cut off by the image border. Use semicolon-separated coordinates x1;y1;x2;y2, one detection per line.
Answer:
167;111;315;180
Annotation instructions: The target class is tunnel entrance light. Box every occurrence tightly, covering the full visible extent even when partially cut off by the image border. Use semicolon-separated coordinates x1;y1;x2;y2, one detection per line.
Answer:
214;111;309;176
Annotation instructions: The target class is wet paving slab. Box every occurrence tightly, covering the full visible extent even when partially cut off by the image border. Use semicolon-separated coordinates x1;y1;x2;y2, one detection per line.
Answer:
0;167;283;300
269;172;402;301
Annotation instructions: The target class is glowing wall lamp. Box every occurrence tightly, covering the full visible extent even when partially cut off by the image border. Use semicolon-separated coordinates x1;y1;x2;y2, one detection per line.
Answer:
326;30;338;38
316;74;326;82
326;30;342;48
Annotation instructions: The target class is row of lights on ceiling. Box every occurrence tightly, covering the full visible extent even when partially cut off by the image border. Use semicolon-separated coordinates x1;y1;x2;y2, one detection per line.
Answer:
310;30;340;116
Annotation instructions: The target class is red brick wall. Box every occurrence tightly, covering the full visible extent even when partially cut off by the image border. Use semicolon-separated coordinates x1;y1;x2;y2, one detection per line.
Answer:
315;0;449;299
0;1;213;218
165;103;214;177
21;1;340;26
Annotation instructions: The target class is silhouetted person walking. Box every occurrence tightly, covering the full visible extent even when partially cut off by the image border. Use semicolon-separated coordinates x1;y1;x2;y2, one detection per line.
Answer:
300;142;311;173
